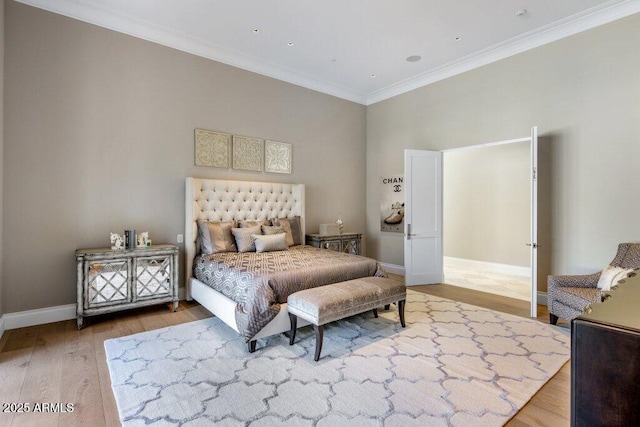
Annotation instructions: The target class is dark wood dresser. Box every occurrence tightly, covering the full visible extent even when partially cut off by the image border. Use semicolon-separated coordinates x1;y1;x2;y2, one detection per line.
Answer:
571;273;640;426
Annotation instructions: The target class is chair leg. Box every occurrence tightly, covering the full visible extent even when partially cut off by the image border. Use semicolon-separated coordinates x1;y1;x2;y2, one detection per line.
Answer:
398;299;406;327
314;325;324;361
550;313;559;325
248;340;256;353
372;308;378;318
288;313;297;345
384;304;390;310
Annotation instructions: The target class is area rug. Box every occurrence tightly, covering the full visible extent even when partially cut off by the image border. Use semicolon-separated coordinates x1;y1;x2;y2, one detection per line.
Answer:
104;290;570;426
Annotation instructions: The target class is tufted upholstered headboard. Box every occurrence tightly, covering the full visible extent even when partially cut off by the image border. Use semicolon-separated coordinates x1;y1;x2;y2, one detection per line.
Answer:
185;177;305;295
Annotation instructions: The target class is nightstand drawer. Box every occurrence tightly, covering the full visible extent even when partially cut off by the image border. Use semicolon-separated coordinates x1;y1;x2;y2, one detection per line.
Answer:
306;233;362;255
85;259;132;309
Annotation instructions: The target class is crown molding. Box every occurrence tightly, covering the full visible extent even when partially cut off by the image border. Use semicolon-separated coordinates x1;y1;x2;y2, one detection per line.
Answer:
17;0;640;106
367;0;640;105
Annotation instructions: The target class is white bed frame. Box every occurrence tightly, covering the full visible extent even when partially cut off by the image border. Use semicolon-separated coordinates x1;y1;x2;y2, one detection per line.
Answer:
185;177;309;350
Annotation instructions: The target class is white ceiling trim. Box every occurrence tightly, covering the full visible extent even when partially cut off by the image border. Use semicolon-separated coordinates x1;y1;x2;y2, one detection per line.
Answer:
17;0;640;106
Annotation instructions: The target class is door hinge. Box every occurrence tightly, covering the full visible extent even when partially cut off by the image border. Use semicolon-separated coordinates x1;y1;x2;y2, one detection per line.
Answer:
532;167;537;181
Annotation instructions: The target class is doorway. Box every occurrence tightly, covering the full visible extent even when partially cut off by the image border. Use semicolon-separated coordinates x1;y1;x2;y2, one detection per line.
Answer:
442;141;531;302
404;127;539;317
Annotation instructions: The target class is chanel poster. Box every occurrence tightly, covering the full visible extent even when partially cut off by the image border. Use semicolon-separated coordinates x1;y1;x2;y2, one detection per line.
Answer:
380;175;404;233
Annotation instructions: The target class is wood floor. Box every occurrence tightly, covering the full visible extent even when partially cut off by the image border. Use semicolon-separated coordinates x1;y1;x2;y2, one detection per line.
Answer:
0;285;570;427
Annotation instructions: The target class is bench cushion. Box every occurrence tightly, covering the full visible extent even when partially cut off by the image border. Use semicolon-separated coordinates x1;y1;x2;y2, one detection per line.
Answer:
287;277;406;326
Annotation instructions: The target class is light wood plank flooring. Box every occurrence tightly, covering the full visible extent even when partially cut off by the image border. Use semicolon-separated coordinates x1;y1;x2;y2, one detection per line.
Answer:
0;285;570;426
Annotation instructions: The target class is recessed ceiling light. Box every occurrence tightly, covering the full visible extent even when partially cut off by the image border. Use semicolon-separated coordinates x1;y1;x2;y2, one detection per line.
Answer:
455;36;462;41
287;41;294;47
516;9;528;17
252;28;259;34
406;55;421;63
370;74;376;78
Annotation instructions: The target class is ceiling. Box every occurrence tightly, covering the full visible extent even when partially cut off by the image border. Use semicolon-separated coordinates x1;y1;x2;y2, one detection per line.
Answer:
17;0;640;105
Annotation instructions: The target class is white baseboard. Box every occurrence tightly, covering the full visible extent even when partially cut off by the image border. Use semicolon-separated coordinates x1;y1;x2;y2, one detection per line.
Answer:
2;287;189;332
3;304;76;331
537;292;548;306
380;263;405;276
444;256;531;277
0;315;6;340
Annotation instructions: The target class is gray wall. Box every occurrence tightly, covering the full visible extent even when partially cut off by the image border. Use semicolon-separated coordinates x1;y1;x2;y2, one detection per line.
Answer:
366;13;640;292
0;0;4;318
443;143;529;267
3;1;366;313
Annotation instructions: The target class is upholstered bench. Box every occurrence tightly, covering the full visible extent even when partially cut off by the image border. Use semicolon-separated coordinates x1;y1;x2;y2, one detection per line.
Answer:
287;276;406;361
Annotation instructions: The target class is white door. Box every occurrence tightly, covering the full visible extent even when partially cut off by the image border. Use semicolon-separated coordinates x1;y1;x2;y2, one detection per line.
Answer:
529;126;539;318
404;150;443;285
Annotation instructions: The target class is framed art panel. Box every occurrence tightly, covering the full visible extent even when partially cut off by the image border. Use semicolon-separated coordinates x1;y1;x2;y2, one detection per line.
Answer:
194;129;231;168
232;135;264;172
265;140;293;174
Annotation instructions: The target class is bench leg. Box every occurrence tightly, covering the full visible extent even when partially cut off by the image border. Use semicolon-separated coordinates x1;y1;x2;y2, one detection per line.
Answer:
314;325;324;361
384;304;390;310
248;340;257;353
398;299;406;328
289;313;298;345
372;308;378;318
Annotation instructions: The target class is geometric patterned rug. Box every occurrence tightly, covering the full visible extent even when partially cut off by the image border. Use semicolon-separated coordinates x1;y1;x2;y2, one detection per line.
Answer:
104;290;570;426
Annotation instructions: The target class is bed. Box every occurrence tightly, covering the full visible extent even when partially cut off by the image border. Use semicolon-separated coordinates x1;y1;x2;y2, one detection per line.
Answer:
185;177;384;351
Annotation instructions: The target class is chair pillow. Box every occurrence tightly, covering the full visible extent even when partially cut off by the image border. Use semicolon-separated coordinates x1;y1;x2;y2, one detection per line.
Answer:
197;220;237;254
231;226;262;252
253;233;288;253
596;265;634;291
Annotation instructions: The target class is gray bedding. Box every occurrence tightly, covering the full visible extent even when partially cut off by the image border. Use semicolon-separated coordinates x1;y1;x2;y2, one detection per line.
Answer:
193;246;385;341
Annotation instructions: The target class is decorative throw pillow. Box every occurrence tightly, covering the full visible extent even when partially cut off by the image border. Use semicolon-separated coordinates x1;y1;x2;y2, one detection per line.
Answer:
231;225;262;252
261;225;285;235
238;219;271;228
596;265;634;291
272;216;302;246
197;220;237;254
253;233;288;253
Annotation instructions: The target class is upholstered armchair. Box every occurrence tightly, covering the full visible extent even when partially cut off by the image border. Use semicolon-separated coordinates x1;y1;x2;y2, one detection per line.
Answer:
547;243;640;325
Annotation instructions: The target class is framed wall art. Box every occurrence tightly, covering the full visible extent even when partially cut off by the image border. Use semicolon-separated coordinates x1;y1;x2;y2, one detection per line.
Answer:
232;135;264;172
264;140;292;174
194;129;231;168
380;174;404;233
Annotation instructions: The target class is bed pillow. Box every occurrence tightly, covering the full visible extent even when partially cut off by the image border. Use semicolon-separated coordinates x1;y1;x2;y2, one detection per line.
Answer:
231;225;262;252
261;225;285;235
238;219;271;228
253;233;288;253
596;265;634;291
197;220;237;254
272;216;302;246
